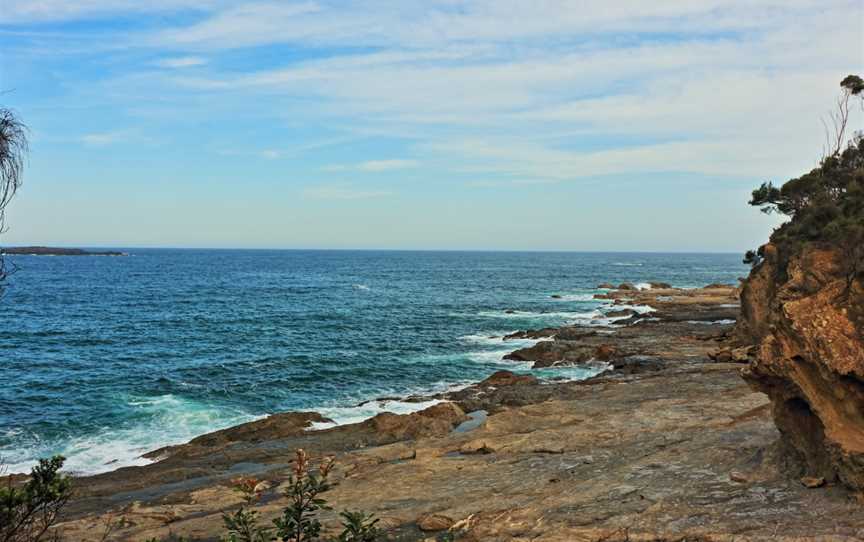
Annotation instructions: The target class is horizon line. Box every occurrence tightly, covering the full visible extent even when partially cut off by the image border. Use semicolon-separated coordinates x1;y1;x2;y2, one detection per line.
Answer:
2;244;749;255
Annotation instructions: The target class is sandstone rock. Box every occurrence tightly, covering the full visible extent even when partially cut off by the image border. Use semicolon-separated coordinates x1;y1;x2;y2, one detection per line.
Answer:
605;309;637;318
367;403;467;440
478;370;538;387
801;476;826;488
594;344;617;361
729;471;749;483
597;282;615;289
738;244;864;490
417;513;454;532
649;282;672;289
618;282;637;290
459;440;494;454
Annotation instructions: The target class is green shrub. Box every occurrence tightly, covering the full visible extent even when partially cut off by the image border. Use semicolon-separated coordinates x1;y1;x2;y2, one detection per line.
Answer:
222;477;271;542
336;510;380;542
0;456;73;542
273;449;335;542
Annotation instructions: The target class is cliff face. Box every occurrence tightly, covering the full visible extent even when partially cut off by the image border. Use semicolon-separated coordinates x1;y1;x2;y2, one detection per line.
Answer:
738;242;864;490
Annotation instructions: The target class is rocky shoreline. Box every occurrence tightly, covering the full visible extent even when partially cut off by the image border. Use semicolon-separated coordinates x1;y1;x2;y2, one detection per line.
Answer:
2;246;128;256
51;283;864;541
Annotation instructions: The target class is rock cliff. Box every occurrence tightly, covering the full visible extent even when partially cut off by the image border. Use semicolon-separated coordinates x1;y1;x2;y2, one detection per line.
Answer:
738;242;864;490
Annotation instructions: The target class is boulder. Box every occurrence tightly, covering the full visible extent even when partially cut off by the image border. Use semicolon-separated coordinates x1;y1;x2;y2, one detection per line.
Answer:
618;282;637;291
478;370;538;387
596;282;615;289
604;309;637;319
417;513;454;532
366;403;468;441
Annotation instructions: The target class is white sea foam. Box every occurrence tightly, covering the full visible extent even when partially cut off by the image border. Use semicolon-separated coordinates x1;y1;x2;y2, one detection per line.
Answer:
309;398;444;430
549;293;596;302
1;394;260;476
634;283;653;290
353;284;370;291
612;262;643;267
535;361;612;381
687;319;736;325
474;310;600;321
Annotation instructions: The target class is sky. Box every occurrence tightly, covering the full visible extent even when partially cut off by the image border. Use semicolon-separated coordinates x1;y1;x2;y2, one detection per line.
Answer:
0;1;862;251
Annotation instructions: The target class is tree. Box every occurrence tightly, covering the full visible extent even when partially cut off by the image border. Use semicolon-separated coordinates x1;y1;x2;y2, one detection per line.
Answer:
747;75;864;289
0;107;28;292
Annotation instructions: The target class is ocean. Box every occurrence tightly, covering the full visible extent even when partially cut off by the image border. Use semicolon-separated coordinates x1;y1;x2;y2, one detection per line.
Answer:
0;250;747;475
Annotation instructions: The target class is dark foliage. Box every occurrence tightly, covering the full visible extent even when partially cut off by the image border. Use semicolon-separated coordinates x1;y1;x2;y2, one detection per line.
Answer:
748;75;864;282
0;456;73;542
336;511;380;542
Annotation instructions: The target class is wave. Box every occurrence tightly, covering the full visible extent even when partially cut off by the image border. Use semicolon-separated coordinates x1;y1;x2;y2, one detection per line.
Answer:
352;284;371;291
687;319;736;325
612;262;643;267
548;293;596;302
310;398;444;430
1;395;260;476
535;361;612;381
473;310;600;321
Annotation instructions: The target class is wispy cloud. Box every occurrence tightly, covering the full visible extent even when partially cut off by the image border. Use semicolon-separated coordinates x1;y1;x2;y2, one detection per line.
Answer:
303;185;392;200
154;56;208;69
323;159;419;172
80;131;126;146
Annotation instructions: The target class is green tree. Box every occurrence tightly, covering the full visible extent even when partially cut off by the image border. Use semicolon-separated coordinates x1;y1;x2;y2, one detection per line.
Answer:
0;107;28;292
747;74;864;287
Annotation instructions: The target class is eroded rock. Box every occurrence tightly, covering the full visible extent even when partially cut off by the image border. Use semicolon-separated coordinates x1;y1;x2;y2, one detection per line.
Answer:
738;243;864;490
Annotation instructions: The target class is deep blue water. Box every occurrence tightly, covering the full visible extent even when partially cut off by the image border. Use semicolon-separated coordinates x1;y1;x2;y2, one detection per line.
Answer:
0;250;747;474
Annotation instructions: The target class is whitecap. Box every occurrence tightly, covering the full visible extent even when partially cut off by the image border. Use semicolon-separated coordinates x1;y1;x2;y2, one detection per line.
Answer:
548;293;596;302
1;395;260;476
309;398;444;430
686;319;736;325
352;284;370;291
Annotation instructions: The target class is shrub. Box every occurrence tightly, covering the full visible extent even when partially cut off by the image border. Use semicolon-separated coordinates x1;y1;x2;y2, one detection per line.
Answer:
273;449;335;542
0;456;73;542
336;510;380;542
222;477;271;542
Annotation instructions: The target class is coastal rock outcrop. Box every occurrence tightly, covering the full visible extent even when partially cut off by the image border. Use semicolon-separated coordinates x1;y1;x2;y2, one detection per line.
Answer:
738;243;864;490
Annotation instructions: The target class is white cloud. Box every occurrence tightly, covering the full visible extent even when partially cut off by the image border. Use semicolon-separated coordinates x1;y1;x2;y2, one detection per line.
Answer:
0;1;224;23
323;159;419;172
303;185;392;200
11;0;864;185
80;131;126;146
154;56;208;68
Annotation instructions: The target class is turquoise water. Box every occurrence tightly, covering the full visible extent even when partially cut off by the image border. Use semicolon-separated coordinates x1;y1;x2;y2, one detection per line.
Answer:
0;250;746;474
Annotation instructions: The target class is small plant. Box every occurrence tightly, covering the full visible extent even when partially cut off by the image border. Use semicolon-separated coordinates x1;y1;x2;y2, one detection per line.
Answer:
273;449;335;542
0;455;73;542
222;477;272;542
337;510;380;542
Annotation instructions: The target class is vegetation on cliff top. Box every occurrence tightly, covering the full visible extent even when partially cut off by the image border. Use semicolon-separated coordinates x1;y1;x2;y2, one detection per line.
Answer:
746;74;864;285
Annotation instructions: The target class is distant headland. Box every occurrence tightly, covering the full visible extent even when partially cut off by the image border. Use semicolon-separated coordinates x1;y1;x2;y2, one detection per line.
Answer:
1;246;128;256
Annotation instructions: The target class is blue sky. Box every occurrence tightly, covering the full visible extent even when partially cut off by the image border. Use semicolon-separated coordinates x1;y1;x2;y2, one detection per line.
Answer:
1;1;861;251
